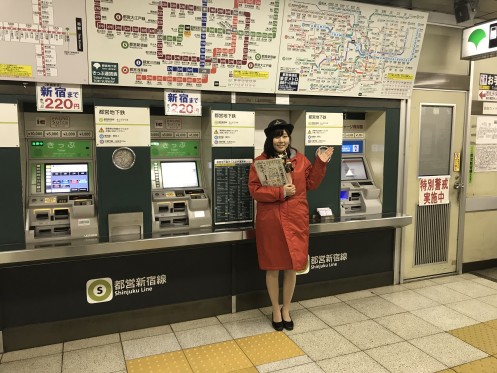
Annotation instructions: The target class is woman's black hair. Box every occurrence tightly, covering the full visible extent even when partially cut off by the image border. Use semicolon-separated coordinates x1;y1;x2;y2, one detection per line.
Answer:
263;129;292;158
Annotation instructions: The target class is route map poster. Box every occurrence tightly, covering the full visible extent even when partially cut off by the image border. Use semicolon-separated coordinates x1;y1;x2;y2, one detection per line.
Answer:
0;0;88;84
86;0;284;92
275;0;428;99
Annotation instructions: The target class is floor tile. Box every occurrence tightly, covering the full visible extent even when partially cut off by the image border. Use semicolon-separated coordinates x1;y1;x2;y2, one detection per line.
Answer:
278;308;329;336
299;295;341;308
258;302;304;316
415;285;471;304
64;333;120;352
217;309;265;323
62;343;126;373
365;341;447;373
371;284;408;295
122;333;181;360
257;355;313;373
176;324;232;349
410;332;488;367
183;340;252;373
472;278;497;291
375;312;443;340
289;328;360;361
236;331;304;366
476;294;497;308
460;274;480;280
449;323;497;355
347;295;406;318
317;351;389;373
334;320;403;350
308;302;369;327
444;281;497;298
411;305;479;331
0;354;62;373
1;343;62;363
452;356;497;373
171;316;220;332
120;324;173;341
380;290;439;311
446;299;497;322
430;275;467;285
402;279;438;290
335;289;376;301
223;315;275;339
271;362;325;372
126;350;192;373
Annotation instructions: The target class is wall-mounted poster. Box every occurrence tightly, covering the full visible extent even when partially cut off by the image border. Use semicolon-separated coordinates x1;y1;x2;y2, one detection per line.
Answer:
0;0;88;84
275;0;428;99
86;0;283;92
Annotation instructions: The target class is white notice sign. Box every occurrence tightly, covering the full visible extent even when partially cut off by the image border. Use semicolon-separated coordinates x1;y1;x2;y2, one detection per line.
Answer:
305;113;343;146
164;90;201;116
418;175;450;205
95;106;150;147
483;102;497;115
0;103;19;147
211;111;255;147
474;145;497;172
476;116;497;144
36;83;83;112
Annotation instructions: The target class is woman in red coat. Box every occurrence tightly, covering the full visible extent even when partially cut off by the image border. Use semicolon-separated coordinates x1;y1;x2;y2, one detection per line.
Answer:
248;119;333;331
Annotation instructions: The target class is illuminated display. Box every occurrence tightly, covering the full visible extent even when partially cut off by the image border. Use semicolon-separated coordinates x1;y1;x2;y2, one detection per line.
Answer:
341;157;369;181
45;163;89;194
161;161;199;189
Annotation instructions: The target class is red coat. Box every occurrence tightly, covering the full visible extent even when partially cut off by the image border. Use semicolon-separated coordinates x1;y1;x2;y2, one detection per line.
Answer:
248;150;327;270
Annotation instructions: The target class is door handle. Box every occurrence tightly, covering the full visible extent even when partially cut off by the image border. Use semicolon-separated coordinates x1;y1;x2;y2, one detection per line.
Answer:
454;182;464;190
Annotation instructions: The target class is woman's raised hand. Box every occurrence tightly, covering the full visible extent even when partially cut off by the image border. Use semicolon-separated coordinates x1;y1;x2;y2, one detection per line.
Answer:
318;146;334;162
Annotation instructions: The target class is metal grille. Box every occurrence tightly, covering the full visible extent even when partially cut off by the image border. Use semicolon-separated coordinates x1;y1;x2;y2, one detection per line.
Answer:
414;204;450;265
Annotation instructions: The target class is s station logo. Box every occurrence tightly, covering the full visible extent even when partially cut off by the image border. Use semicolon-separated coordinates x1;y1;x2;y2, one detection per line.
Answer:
86;274;167;304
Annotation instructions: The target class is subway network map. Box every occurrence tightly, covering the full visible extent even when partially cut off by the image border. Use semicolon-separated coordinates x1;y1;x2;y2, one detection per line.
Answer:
276;0;428;98
86;0;284;92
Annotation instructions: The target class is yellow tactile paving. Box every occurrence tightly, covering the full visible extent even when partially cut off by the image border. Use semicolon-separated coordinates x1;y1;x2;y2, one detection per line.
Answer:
436;369;456;373
183;340;253;373
452;357;497;373
484;319;497;331
235;331;305;366
231;367;259;373
126;350;193;373
449;323;497;355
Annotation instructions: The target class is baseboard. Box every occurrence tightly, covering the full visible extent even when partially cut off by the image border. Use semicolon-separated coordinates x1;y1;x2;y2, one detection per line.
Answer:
2;296;232;352
463;258;497;273
236;272;393;311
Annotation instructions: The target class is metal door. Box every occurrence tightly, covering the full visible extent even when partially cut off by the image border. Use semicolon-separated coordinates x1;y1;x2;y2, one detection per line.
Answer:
402;89;466;280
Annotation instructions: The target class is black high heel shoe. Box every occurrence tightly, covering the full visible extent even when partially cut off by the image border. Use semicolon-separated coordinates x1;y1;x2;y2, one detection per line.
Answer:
281;307;294;331
272;312;284;331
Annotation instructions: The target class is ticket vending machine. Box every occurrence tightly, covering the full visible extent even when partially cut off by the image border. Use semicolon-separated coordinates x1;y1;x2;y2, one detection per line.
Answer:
340;140;382;216
150;140;212;235
24;114;98;247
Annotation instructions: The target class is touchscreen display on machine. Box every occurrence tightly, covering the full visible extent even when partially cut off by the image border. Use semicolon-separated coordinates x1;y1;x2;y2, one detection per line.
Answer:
341;157;369;181
161;161;199;188
45;163;89;194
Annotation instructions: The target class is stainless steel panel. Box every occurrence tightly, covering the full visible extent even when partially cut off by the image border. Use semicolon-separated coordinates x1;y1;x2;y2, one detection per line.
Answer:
414;72;470;91
0;215;411;265
466;197;497;212
414;204;450;265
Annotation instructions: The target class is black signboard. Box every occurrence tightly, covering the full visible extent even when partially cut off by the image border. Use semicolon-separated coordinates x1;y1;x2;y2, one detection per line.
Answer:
213;159;253;226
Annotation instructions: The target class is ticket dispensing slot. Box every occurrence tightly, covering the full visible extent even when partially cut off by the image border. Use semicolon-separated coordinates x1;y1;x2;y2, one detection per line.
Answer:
151;159;212;234
340;155;382;216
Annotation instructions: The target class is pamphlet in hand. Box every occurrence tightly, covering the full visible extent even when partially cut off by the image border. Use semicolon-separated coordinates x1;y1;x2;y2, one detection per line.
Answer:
254;158;288;186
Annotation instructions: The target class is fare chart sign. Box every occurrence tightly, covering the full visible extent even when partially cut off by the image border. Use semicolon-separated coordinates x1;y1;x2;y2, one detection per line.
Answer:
164;90;201;116
36;83;83;112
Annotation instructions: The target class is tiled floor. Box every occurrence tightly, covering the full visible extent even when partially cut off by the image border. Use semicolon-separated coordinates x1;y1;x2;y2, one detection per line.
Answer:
5;273;497;372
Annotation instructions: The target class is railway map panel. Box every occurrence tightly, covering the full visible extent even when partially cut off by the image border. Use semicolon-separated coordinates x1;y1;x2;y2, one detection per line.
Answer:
86;0;284;92
276;0;428;98
0;0;88;84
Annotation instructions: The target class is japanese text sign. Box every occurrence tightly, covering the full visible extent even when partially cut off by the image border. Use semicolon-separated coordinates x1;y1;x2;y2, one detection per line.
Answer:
418;175;450;205
164;90;201;116
211;111;255;147
95;106;150;147
36;83;83;112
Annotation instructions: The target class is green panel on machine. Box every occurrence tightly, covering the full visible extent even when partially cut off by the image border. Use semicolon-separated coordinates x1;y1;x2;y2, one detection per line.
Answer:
29;140;92;159
150;140;200;158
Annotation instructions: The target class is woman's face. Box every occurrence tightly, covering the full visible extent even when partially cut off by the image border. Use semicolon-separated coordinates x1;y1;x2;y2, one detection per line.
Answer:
272;130;290;154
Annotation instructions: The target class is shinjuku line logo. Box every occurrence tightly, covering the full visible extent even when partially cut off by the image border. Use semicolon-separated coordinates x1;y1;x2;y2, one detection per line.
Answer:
86;278;113;304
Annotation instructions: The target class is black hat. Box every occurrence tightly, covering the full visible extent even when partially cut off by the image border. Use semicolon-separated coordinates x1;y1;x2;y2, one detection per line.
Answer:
264;119;294;136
